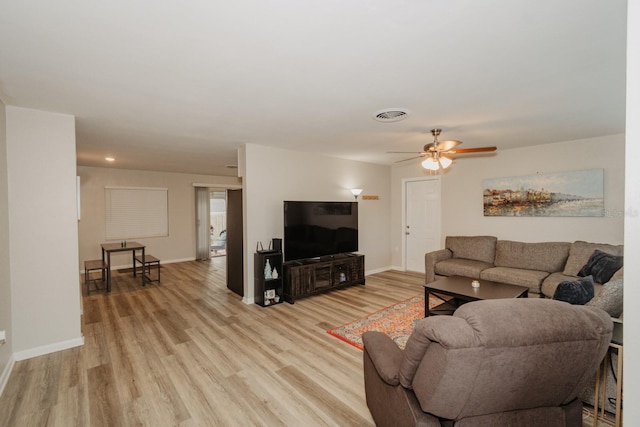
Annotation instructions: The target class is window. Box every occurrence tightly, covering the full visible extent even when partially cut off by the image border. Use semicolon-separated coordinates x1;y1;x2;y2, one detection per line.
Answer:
105;187;168;240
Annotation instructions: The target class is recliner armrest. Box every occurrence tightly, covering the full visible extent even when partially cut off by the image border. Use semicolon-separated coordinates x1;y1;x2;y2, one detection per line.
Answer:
362;331;403;386
425;248;452;283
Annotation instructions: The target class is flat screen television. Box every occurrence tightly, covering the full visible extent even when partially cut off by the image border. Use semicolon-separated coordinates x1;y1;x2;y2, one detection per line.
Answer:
283;201;358;262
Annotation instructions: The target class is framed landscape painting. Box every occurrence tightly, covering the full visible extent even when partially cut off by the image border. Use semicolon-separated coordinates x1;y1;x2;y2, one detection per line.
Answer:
483;169;604;217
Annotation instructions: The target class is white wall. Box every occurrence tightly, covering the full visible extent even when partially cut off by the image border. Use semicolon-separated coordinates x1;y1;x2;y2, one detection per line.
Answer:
623;1;639;422
442;134;625;243
6;107;82;359
390;134;625;268
77;166;241;268
0;99;13;389
242;143;391;303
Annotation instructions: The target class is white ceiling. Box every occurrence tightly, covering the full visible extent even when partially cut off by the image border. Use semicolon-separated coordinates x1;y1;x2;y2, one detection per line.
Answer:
0;1;627;176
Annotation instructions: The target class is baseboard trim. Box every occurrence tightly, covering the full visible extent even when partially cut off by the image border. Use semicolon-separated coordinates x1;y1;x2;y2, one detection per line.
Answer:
13;336;85;362
365;266;394;275
0;354;15;398
163;257;196;264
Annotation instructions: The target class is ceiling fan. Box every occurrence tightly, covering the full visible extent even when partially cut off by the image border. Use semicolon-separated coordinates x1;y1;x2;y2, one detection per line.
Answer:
388;129;497;170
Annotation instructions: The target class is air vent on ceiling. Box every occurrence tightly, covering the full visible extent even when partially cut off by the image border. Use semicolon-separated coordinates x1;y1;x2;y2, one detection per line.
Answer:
373;108;409;122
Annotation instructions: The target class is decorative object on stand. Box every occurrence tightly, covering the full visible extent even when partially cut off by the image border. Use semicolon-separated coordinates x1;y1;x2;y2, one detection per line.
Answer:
350;188;363;200
264;259;272;279
388;128;496;171
272;267;279;279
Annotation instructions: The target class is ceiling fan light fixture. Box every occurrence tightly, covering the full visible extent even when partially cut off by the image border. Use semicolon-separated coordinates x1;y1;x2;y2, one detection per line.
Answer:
421;157;439;171
439;155;453;169
392;128;496;170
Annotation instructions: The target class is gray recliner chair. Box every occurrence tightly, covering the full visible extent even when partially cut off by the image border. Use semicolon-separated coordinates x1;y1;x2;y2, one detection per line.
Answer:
363;298;612;427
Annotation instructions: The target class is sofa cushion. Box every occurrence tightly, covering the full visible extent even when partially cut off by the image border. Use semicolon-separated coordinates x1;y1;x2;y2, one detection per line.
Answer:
425;249;453;283
446;236;497;264
610;267;624;282
563;241;624;276
587;278;623;318
552;276;595;305
578;249;624;284
494;240;570;273
541;272;607;299
434;258;494;280
479;267;550;294
399;315;476;389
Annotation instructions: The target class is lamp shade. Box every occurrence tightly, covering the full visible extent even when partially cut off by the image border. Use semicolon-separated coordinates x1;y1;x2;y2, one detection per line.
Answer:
421;157;439;171
439;155;453;169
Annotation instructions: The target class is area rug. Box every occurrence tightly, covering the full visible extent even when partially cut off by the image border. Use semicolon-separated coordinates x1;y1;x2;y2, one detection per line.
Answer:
327;294;441;350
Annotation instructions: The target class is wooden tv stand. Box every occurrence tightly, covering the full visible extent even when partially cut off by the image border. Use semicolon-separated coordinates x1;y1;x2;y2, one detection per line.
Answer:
283;254;365;303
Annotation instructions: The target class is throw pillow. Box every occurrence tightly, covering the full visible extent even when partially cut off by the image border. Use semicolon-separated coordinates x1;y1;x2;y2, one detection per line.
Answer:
587;278;624;318
553;276;595;305
578;249;623;284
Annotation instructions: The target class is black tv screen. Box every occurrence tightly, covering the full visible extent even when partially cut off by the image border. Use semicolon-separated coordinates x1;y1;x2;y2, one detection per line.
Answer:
284;201;358;262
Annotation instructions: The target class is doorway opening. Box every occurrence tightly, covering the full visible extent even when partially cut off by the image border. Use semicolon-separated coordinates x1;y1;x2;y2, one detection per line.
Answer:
195;185;243;296
210;191;227;257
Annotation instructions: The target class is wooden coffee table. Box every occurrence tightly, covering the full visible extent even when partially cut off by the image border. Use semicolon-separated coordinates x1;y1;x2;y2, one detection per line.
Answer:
424;275;529;316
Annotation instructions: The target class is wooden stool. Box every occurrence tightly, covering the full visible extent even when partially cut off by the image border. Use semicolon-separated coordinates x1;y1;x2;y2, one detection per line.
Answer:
84;259;108;294
134;254;160;284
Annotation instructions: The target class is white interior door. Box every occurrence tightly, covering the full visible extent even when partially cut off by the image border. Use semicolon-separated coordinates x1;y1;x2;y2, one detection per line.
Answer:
405;178;441;273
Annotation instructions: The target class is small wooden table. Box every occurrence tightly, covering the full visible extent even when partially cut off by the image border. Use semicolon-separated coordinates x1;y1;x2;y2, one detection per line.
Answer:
424;275;529;317
593;321;622;427
101;242;146;292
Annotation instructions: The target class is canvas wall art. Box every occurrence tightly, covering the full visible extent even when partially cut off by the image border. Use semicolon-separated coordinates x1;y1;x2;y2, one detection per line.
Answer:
483;169;604;217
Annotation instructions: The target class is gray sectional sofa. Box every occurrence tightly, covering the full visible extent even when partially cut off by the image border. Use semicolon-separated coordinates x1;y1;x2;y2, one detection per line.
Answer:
425;235;624;300
425;235;624;414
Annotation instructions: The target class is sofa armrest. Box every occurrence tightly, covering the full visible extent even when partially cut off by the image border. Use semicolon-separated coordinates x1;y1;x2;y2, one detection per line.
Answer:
425;248;452;283
362;331;403;386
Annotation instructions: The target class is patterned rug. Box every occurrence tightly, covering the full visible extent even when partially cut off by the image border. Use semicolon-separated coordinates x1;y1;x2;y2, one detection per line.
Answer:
327;294;441;350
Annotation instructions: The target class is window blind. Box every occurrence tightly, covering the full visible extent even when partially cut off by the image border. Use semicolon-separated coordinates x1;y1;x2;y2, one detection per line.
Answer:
105;187;168;240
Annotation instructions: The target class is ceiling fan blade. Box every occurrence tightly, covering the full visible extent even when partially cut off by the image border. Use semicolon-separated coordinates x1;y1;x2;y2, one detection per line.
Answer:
393;155;426;163
387;151;426;154
435;140;462;152
446;146;497;154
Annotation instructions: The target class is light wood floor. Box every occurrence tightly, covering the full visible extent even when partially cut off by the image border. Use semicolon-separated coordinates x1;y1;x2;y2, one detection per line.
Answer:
0;258;426;426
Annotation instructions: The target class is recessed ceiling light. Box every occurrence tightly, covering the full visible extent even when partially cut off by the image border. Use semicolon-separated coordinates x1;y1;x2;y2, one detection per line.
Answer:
105;157;115;162
373;108;410;123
